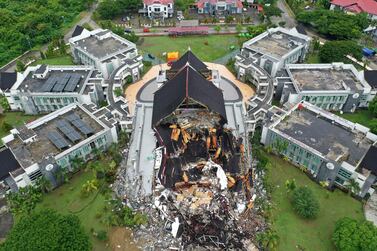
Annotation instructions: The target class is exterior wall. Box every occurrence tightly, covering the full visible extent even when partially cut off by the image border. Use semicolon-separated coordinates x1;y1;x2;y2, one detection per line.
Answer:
146;3;173;18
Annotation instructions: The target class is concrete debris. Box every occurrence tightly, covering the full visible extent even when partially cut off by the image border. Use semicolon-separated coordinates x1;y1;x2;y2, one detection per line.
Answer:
113;109;270;250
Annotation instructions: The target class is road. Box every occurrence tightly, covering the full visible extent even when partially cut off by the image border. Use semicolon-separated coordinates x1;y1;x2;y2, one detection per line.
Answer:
276;0;296;29
63;2;100;43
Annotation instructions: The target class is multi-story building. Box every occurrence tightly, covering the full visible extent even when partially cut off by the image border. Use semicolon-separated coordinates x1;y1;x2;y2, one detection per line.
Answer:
69;28;143;80
236;27;311;77
261;102;377;197
4;64;106;115
276;63;375;112
139;0;174;19
196;0;243;15
0;103;119;192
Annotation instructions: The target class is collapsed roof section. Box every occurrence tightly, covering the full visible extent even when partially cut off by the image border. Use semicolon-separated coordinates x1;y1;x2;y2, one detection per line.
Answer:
152;64;227;126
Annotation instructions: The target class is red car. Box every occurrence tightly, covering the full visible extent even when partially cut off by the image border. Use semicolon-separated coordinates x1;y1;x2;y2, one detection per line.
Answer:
143;28;150;33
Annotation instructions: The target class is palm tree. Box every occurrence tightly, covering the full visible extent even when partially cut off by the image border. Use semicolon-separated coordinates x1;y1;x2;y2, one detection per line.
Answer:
35;176;52;193
81;179;98;196
345;179;360;195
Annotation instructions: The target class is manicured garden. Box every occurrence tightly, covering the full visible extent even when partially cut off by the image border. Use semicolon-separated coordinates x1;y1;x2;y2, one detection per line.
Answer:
31;55;74;66
35;170;110;251
266;154;364;251
0;112;40;139
139;35;240;62
336;109;375;129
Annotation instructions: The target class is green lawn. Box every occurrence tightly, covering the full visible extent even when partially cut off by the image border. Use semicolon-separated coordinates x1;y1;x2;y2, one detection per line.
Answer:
139;35;240;62
305;53;320;63
31;55;74;66
0;112;40;139
267;154;364;251
35;170;110;251
335;109;374;128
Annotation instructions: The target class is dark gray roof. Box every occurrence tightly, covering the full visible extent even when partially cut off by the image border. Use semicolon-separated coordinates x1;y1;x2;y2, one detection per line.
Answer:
72;25;84;38
152;65;227;126
365;70;377;88
34;64;47;74
0;148;21;180
0;72;17;91
296;24;307;35
359;145;377;175
170;51;208;72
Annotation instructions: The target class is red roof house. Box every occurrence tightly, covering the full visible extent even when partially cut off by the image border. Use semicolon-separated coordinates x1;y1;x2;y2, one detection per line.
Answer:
330;0;377;17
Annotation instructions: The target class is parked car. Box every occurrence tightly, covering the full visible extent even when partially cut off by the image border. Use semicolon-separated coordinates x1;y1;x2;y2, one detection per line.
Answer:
124;28;132;33
148;54;155;59
143;27;150;33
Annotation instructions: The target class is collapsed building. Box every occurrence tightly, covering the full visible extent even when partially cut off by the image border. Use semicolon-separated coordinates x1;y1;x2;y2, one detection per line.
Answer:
133;52;263;250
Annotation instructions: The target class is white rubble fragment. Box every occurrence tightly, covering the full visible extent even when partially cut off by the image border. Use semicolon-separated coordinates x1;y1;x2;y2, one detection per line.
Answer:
171;217;180;238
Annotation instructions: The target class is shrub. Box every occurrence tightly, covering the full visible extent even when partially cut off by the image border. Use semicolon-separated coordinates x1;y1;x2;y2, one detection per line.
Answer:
291;186;319;219
96;230;108;241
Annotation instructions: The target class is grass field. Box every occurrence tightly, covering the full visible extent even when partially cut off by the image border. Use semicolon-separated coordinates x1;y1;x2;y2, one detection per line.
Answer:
0;112;40;139
266;154;364;251
139;35;240;62
335;109;374;128
35;170;111;251
31;55;74;66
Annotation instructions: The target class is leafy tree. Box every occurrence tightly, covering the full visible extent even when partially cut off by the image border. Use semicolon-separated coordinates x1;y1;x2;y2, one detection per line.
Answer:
114;87;123;97
319;40;362;63
369;119;377;134
285;179;297;193
264;6;282;18
6;185;42;216
291;186;319;219
214;25;221;33
0;95;10;111
35;176;52;193
0;209;91;251
236;24;243;33
2;121;12;132
256;229;279;251
97;0;142;19
16;60;25;72
247;24;267;36
225;15;234;24
333;217;377;251
297;9;369;40
368;96;377;116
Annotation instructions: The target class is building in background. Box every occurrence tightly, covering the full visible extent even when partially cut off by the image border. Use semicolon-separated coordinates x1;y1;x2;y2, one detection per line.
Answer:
236;27;311;77
276;63;375;112
330;0;377;20
261;102;377;198
3;64;106;115
196;0;243;15
69;28;143;80
1;103;119;193
139;0;174;19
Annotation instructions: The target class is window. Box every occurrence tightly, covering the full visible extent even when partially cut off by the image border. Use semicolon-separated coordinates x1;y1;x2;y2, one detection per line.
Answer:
14;96;20;101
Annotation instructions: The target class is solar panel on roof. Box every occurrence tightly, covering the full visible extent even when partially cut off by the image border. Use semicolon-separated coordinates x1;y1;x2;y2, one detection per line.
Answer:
41;76;58;92
66;113;95;135
47;131;70;150
52;73;71;92
56;119;82;142
64;74;81;92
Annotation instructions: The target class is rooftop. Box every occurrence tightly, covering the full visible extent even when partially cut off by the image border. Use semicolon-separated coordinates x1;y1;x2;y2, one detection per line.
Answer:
289;67;364;91
246;31;305;59
274;105;373;166
16;66;92;93
74;30;134;60
0;148;21;180
6;105;105;168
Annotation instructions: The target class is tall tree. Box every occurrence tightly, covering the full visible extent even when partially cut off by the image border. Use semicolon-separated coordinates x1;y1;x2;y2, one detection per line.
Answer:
0;209;91;251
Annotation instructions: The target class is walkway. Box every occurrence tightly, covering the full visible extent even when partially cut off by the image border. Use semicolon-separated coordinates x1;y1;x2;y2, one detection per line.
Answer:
365;193;377;226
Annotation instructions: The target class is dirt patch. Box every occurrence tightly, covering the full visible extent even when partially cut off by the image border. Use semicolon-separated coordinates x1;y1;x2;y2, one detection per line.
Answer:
109;227;140;251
